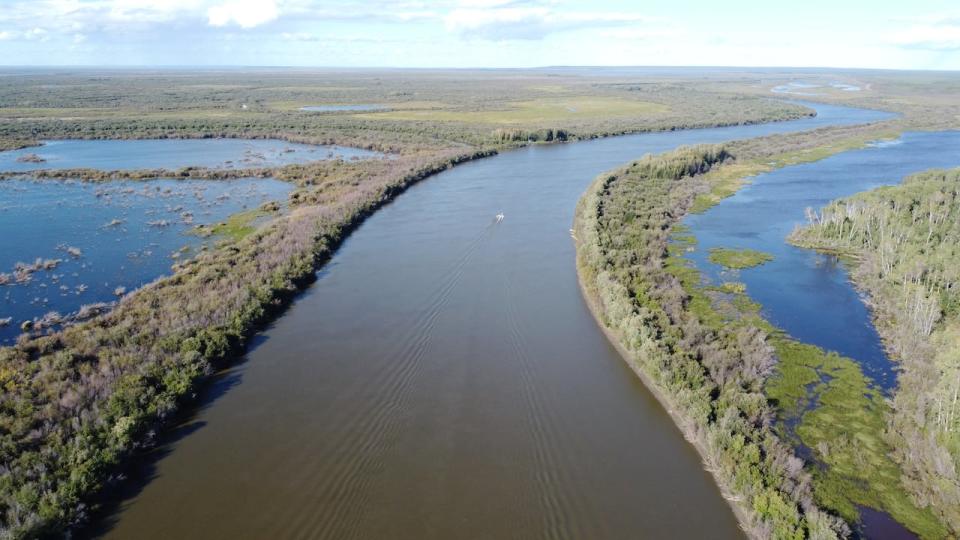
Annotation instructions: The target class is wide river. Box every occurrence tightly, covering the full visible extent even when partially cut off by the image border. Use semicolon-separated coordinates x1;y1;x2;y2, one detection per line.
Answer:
92;103;891;539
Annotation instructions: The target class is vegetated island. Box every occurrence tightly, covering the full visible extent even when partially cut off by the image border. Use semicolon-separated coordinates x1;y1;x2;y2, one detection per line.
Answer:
708;247;774;269
574;122;955;538
575;144;848;539
790;167;960;534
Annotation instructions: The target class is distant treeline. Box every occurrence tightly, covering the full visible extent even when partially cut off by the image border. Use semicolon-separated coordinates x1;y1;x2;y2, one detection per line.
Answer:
0;72;816;152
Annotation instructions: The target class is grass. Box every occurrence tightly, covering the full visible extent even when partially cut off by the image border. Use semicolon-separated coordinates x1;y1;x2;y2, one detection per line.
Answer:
191;208;271;241
766;336;947;539
708;247;774;269
354;97;669;124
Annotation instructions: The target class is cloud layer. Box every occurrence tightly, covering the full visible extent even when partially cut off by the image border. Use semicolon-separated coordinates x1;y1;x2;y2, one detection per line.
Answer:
0;0;956;69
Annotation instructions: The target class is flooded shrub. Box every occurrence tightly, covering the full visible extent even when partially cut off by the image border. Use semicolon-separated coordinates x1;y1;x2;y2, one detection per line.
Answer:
15;153;45;163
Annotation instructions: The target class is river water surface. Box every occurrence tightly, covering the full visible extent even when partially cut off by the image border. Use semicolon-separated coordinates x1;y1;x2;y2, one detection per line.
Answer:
93;103;892;539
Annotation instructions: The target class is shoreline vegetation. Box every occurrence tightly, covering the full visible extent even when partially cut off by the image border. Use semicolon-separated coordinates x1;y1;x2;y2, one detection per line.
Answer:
574;145;849;539
790;168;960;534
573;123;954;538
0;72;822;537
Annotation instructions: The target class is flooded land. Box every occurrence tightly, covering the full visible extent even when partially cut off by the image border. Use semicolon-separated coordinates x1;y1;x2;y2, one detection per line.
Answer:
0;139;379;172
0;177;292;343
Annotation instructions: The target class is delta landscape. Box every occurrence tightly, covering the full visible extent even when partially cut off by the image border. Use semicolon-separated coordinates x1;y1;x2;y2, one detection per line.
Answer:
1;1;960;539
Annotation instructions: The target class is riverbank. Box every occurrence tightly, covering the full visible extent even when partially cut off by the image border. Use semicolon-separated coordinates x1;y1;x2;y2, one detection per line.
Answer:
574;214;755;535
571;124;957;538
573;145;847;539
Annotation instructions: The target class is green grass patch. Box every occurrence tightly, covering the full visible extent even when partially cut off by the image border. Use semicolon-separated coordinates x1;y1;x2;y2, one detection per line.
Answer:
356;97;669;124
708;247;774;269
767;337;947;538
191;207;273;241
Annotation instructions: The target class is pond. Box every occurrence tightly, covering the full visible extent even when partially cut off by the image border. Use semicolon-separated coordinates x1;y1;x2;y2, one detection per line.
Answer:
0;138;381;172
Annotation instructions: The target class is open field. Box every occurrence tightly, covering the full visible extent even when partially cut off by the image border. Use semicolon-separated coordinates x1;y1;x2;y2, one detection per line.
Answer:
354;96;669;123
0;68;818;151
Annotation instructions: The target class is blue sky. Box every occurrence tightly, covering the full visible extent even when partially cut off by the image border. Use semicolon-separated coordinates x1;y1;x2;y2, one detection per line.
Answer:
0;0;958;69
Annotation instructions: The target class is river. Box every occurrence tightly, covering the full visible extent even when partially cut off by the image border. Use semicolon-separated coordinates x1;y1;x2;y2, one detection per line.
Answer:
90;103;891;539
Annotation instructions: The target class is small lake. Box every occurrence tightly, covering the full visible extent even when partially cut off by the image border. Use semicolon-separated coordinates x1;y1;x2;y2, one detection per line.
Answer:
0;139;381;172
300;104;388;112
0;177;292;343
683;131;960;392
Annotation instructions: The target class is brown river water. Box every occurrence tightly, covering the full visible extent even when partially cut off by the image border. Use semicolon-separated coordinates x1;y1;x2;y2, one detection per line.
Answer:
90;102;889;539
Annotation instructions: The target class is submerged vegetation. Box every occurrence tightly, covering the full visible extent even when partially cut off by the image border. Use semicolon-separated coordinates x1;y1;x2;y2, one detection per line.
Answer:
766;336;946;538
790;168;960;533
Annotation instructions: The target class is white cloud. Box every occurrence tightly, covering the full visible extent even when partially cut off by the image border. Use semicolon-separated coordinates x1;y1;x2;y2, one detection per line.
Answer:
105;0;202;23
280;31;319;41
445;4;654;40
892;23;960;51
24;28;49;41
208;0;280;28
0;31;15;41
